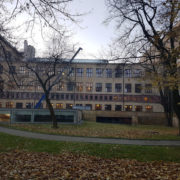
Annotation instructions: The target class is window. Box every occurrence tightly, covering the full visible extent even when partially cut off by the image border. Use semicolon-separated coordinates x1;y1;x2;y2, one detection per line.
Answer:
115;69;122;78
19;66;26;74
115;105;122;111
95;104;102;110
67;82;74;91
56;103;63;109
0;65;3;74
133;69;143;78
16;103;23;109
76;68;83;77
57;82;64;91
26;103;32;109
68;67;74;76
135;105;143;112
145;105;153;112
86;82;93;92
105;83;112;92
145;84;152;93
115;83;122;92
105;104;111;111
96;68;103;77
135;84;142;93
96;83;102;92
124;105;132;111
106;69;112;78
86;68;93;77
125;84;131;93
66;104;73;109
76;82;83;92
124;69;131;78
9;66;16;74
6;102;13;108
85;104;92;110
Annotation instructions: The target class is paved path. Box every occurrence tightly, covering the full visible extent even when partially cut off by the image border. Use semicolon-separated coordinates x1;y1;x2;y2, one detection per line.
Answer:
1;126;180;146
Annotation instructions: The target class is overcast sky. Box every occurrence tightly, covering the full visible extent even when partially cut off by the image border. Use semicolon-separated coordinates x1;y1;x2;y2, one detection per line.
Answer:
16;0;116;59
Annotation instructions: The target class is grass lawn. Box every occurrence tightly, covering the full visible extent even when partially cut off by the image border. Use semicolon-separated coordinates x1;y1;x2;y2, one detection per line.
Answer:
1;132;180;162
1;121;180;140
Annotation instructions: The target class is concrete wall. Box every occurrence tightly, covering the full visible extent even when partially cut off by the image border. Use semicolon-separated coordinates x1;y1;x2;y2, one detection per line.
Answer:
82;110;167;126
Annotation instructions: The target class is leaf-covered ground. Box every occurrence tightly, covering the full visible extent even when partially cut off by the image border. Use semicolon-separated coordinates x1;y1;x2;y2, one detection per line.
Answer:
0;150;180;180
1;121;180;140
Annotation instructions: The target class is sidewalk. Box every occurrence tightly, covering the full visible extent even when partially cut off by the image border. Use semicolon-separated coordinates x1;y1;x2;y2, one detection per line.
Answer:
1;126;180;146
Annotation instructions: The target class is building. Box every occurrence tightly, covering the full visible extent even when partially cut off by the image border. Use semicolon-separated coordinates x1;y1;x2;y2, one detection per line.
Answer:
0;39;167;125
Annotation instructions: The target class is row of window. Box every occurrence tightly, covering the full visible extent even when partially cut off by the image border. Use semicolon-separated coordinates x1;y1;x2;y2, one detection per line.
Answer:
3;102;153;112
1;91;160;103
0;65;143;78
60;82;152;93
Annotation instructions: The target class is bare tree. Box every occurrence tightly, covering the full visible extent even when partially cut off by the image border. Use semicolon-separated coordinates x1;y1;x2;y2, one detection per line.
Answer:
25;34;82;128
106;0;180;131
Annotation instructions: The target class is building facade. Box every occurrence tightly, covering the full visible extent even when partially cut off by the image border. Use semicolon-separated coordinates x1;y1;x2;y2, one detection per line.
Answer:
0;39;166;124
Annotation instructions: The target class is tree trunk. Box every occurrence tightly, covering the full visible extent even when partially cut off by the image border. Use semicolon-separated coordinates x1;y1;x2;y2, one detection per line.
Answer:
172;89;180;135
159;88;173;126
45;96;58;129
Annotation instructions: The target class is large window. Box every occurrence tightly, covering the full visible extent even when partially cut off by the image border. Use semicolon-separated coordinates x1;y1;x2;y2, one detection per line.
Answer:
105;83;112;92
145;84;152;93
115;83;122;92
76;68;83;77
66;104;73;109
105;104;111;111
115;105;122;111
96;83;102;92
145;105;153;112
115;69;122;78
96;68;103;77
124;105;132;111
16;103;23;109
86;68;93;77
95;104;102;110
6;102;13;108
76;82;83;92
67;82;74;91
57;82;64;91
86;82;93;92
56;103;63;109
135;84;142;93
135;105;143;112
125;84;131;93
68;67;74;77
124;69;131;78
133;69;143;78
106;68;112;78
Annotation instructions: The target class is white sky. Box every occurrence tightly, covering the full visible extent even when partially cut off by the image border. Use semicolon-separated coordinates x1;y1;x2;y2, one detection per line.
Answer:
14;0;116;59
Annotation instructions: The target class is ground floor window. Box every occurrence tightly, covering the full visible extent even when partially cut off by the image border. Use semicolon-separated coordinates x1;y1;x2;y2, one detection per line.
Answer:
56;103;63;109
6;102;13;108
66;104;73;109
95;104;102;110
135;105;143;112
26;103;32;109
115;105;122;111
85;104;92;110
105;104;111;111
145;105;153;112
124;105;132;111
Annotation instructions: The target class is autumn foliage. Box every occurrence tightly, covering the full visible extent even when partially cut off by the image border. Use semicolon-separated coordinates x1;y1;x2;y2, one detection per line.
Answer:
0;150;180;179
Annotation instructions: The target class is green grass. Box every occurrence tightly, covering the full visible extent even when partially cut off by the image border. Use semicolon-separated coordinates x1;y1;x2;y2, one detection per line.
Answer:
1;121;180;140
0;132;180;162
